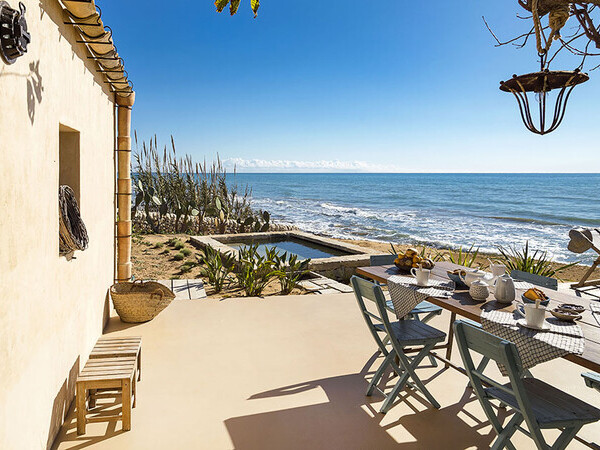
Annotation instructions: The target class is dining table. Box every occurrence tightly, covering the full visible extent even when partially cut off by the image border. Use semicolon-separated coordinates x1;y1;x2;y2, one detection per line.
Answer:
356;260;600;374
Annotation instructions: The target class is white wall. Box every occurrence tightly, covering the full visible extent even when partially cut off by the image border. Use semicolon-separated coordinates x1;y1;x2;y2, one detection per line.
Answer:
0;1;116;448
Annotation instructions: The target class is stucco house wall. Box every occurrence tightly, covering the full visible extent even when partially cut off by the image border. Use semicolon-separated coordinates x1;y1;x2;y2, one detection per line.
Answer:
0;1;117;448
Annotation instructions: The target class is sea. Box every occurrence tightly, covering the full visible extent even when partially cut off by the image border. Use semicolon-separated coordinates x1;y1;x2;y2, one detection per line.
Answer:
230;173;600;265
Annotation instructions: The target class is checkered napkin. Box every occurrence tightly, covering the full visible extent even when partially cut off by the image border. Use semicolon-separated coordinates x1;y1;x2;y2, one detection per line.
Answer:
387;275;455;319
481;310;585;376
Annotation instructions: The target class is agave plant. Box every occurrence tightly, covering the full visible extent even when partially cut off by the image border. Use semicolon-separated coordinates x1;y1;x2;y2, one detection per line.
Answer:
496;241;577;278
234;244;279;297
442;244;481;268
197;245;236;293
274;252;311;295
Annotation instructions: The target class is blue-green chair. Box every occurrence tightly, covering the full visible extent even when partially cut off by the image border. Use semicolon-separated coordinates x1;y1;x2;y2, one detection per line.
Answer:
454;320;600;450
510;270;558;291
351;276;446;413
369;254;443;366
582;372;600;393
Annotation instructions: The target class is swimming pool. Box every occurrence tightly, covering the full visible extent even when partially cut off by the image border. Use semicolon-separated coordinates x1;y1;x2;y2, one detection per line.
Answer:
228;236;350;260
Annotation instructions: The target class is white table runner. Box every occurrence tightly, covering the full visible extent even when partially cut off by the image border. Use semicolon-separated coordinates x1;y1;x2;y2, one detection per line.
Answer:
481;310;585;376
388;275;455;319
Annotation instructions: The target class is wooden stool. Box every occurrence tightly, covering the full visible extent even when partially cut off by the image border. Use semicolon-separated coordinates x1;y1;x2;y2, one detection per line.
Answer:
90;336;142;381
76;356;137;435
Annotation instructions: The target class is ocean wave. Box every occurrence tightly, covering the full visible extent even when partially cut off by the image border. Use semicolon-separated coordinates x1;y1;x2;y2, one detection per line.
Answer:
248;194;596;264
487;216;567;226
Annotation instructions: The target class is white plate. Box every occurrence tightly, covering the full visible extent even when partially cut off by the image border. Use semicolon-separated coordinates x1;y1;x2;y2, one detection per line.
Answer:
517;318;549;331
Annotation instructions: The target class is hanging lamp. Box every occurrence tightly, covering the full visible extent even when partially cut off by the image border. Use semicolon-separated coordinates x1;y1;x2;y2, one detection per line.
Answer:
500;55;589;135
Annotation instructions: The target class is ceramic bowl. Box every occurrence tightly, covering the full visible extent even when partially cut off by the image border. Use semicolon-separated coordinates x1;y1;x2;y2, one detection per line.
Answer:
521;294;550;307
550;308;581;322
556;303;585;315
446;271;468;290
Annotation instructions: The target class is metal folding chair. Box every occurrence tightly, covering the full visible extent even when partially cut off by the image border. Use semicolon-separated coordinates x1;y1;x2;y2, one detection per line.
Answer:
454;320;600;450
369;254;443;366
510;270;558;291
582;372;600;393
351;276;446;413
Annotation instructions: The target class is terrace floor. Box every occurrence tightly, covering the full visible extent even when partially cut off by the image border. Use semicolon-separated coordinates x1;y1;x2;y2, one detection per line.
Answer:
53;293;600;449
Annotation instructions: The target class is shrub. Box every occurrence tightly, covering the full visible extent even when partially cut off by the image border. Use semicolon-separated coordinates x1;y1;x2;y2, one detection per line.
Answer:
496;241;577;278
174;241;185;250
234;244;279;297
173;252;185;261
181;248;192;257
180;261;196;273
166;238;177;247
274;252;310;294
197;246;235;293
160;249;170;255
153;242;164;249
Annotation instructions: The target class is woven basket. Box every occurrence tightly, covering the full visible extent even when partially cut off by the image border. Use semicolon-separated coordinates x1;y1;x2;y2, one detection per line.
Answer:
110;281;175;323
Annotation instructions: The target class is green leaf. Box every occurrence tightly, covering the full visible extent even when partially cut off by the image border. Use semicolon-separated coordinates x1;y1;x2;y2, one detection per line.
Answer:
215;197;222;211
229;0;241;15
137;179;144;191
251;0;259;17
244;217;254;226
152;195;161;206
215;0;229;13
219;210;225;221
191;208;199;216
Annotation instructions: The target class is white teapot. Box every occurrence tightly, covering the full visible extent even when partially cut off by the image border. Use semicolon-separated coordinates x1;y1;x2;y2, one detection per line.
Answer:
494;274;515;304
459;269;487;287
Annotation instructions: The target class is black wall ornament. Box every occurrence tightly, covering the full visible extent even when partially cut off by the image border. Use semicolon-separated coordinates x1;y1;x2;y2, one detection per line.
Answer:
0;1;30;64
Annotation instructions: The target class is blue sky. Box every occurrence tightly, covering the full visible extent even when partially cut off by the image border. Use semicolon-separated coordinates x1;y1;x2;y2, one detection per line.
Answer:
102;1;599;172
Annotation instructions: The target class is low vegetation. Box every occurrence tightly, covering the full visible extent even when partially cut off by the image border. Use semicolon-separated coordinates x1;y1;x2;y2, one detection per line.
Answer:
235;245;281;297
495;241;578;278
197;245;236;293
197;243;311;296
274;252;311;295
440;244;480;268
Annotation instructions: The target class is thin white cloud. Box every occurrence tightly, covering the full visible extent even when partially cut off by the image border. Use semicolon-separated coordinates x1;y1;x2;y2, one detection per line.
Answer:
223;158;404;173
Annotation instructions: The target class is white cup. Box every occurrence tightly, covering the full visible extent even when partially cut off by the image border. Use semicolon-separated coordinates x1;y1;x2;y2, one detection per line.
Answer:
524;304;546;329
411;267;430;287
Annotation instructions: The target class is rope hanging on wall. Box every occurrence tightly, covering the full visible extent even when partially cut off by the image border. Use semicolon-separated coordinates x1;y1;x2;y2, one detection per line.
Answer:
59;185;89;256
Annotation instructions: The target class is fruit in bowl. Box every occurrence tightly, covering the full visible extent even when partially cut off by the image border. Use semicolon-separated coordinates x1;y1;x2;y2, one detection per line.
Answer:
393;248;434;272
522;288;550;307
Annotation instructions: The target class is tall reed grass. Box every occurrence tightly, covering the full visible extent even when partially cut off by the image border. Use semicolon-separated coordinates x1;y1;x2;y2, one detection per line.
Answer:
132;135;270;235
